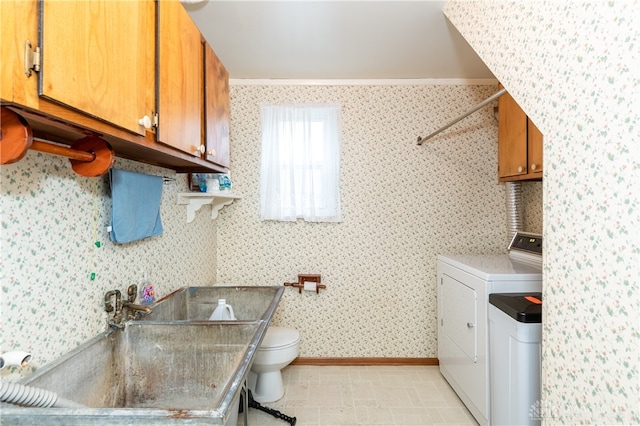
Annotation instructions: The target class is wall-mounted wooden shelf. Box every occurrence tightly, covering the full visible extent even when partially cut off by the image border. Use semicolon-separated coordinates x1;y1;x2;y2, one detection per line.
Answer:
177;192;240;223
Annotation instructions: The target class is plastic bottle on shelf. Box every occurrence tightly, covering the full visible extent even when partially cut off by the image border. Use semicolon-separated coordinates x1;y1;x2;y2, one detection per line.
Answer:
139;272;155;305
219;174;232;191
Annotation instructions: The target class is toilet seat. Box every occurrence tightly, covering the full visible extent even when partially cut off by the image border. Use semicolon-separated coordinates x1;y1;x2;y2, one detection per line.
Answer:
259;327;299;350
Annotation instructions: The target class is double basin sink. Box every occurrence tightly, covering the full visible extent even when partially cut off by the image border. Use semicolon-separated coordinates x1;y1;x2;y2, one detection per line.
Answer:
0;286;284;425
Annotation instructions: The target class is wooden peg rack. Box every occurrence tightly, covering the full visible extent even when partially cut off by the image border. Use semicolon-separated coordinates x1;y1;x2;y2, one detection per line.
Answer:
1;106;115;177
284;274;326;294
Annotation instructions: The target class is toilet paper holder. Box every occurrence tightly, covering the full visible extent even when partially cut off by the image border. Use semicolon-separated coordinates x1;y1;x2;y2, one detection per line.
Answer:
284;274;325;294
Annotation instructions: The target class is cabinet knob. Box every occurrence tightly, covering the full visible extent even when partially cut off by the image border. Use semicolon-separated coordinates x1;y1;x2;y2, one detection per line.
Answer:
531;163;538;171
517;166;525;173
467;322;475;328
207;149;216;156
192;144;205;155
138;115;152;129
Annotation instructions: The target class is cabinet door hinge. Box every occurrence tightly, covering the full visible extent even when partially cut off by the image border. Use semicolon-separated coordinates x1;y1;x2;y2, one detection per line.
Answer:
24;40;41;77
152;113;159;129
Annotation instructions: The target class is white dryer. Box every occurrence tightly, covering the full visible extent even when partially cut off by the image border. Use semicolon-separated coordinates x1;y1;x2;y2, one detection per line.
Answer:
437;232;542;426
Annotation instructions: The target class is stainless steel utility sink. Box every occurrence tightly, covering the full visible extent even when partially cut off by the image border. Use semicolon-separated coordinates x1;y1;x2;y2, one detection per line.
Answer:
1;285;285;425
144;286;284;322
1;321;263;425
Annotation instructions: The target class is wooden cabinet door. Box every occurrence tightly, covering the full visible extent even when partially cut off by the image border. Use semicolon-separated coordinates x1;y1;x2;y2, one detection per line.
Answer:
498;91;528;179
204;43;230;168
527;118;543;175
157;0;203;157
39;0;154;135
1;1;38;107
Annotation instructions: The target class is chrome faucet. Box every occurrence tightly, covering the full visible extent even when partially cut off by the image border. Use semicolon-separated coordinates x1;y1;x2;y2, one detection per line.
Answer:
122;284;152;320
104;289;123;328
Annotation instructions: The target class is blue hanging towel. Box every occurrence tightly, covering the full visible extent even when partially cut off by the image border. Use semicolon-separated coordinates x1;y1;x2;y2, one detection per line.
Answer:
109;169;163;244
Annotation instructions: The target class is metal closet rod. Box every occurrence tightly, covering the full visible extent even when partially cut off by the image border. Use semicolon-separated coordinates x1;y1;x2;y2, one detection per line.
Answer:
417;87;507;145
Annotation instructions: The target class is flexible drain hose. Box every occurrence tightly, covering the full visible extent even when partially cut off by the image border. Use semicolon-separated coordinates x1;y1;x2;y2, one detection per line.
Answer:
0;382;86;408
505;181;524;242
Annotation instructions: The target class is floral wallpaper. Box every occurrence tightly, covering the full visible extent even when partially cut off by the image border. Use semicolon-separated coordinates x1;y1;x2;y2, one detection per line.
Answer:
522;181;542;234
1;84;544;385
1;155;217;381
444;1;639;424
217;83;542;358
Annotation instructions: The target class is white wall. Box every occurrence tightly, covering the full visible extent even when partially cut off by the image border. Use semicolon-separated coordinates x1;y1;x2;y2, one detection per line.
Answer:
445;1;639;423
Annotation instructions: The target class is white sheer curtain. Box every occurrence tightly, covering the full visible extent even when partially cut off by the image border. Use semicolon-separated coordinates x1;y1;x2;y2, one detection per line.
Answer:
260;104;342;222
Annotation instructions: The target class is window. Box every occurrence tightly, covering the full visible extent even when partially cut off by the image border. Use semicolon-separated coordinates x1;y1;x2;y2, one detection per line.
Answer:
260;104;342;222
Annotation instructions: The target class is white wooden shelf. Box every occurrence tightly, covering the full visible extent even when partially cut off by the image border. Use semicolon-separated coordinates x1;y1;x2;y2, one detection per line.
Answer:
177;192;240;223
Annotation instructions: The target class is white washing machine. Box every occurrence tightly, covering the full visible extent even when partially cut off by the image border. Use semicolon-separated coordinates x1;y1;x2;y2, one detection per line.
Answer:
489;292;543;426
437;232;542;426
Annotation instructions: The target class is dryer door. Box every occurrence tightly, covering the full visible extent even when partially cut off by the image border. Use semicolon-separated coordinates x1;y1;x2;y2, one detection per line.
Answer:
441;274;477;362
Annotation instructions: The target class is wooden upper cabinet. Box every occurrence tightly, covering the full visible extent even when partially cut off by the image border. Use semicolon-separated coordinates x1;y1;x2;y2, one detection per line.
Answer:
527;118;543;175
39;0;154;136
157;0;203;157
498;90;528;179
204;43;230;168
498;87;543;181
1;0;229;173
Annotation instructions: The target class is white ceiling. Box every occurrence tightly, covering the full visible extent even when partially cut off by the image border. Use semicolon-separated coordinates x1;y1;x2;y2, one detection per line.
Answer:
183;1;495;80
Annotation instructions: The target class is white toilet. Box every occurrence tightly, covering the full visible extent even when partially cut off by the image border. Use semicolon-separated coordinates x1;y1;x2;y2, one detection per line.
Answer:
248;326;300;403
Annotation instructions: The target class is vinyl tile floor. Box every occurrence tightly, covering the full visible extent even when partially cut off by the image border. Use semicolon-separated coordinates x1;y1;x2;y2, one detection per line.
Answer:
244;365;478;426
